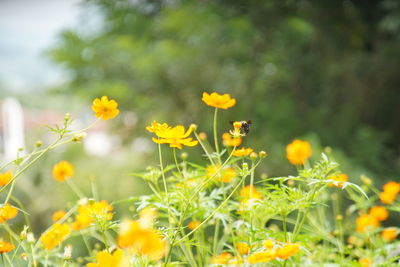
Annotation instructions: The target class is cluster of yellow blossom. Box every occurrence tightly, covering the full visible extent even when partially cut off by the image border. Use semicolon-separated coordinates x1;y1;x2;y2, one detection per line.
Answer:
52;160;74;182
211;240;300;265
40;223;71;250
0;171;12;187
238;185;263;211
206;164;237;183
286;139;312;165
146;121;198;149
379;181;400;204
72;200;113;230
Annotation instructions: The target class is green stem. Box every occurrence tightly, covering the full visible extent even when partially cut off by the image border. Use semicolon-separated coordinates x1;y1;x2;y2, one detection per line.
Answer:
173;148;183;178
213;108;221;164
292;186;318;241
66;178;85;199
194;131;215;165
213;219;220;254
159;144;172;224
101;229;109;250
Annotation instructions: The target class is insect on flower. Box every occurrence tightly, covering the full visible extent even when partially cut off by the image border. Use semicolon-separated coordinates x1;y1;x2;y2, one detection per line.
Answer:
230;120;252;135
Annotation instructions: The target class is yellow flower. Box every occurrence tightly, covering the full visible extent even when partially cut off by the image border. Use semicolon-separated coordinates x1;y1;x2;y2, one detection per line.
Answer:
232;147;254;157
263;239;275;249
381;228;398;242
148;122;198;149
240;185;262;200
52;210;67;222
328;174;348;188
247;250;277;264
92;96;120;120
52;161;74;182
358;258;372;267
72;201;113;230
379;181;400;204
0;171;12;187
206;165;237;183
0;240;15;253
356;214;380;233
40;223;71;250
276;243;300;259
236;242;249;255
286;139;312;165
0;204;18;223
188;220;201;231
86;249;124;267
210;252;232;264
369;206;389;221
117;220;166;261
222;133;242;147
202;92;236;109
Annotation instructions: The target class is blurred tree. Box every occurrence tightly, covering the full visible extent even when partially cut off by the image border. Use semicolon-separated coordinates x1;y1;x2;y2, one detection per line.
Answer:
50;0;400;179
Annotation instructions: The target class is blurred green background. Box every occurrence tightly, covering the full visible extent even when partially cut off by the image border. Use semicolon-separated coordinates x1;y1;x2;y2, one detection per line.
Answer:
1;0;400;241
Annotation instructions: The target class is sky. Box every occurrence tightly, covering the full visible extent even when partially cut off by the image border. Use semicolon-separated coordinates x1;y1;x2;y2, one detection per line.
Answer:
0;0;82;92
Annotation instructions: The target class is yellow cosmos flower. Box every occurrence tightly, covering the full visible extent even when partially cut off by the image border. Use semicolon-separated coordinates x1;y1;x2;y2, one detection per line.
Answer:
328;174;348;188
263;239;275;249
86;249;124;267
0;171;12;187
240;185;262;200
72;201;113;230
356;214;380;233
369;206;389;222
188;220;201;231
92;96;120;120
358;258;372;267
381;228;398;242
210;252;233;264
40;223;71;250
379;181;400;204
247;250;277;264
222;133;242;147
0;240;15;254
52;210;67;222
276;243;300;259
232;147;254;157
52;161;74;182
117;220;167;261
202;92;236;109
286;139;312;165
0;204;18;223
149;123;198;149
236;242;249;255
206;165;237;183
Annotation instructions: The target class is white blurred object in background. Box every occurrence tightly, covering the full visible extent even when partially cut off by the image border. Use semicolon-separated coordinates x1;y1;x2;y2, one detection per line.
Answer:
2;97;25;160
84;132;113;157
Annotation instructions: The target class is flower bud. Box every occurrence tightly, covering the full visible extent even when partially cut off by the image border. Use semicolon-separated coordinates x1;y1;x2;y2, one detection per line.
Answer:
189;124;198;130
181;152;188;160
35;140;43;148
242;162;249;173
72;133;86;142
360;175;372;185
198;132;207;140
259;151;267;158
250;152;258;160
64;113;71;121
63;245;72;260
336;215;343;221
27;233;35;243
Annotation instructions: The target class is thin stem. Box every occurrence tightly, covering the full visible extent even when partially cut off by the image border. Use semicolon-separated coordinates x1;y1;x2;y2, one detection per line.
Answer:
213;219;220;254
66;178;85;199
173;148;183;178
101;229;109;250
213;108;221;164
194;131;215;165
292;186;318;241
158;144;172;224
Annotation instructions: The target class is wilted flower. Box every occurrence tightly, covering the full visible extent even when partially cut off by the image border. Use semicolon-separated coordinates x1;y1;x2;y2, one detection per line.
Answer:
286;140;312;165
0;171;12;187
52;161;74;182
92;96;120;120
40;223;71;250
202;92;236;109
86;249;124;267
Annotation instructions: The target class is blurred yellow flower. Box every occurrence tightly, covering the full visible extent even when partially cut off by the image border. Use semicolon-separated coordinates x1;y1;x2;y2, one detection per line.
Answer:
276;243;300;259
206;165;237;183
356;214;379;233
117;220;166;261
52;161;74;182
379;181;400;204
369;206;389;221
286;139;312;165
263;239;275;249
188;220;201;231
236;242;249;255
52;210;67;222
202;92;236;109
40;223;71;250
0;204;18;223
0;171;12;187
149;123;198;149
72;201;113;230
381;228;398;242
247;250;276;264
328;174;348;188
0;240;15;254
240;185;262;200
92;96;120;120
232;147;254;157
222;133;242;147
86;249;124;267
210;252;232;264
358;258;372;267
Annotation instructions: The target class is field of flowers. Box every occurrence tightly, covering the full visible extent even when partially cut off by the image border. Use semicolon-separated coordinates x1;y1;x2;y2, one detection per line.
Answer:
0;92;399;266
